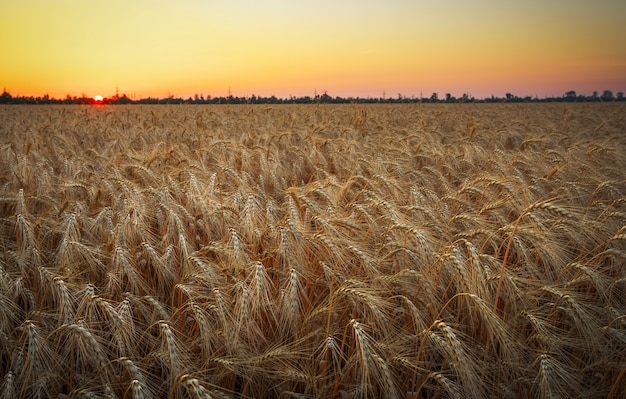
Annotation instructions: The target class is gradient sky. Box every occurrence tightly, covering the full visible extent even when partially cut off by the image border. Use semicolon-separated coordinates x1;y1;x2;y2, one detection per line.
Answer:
1;0;625;99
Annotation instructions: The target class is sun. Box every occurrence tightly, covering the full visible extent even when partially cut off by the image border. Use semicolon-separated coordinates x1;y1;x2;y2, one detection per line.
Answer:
94;95;103;102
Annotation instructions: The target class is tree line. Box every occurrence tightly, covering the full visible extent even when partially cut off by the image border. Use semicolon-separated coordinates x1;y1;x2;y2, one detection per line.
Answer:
1;88;624;105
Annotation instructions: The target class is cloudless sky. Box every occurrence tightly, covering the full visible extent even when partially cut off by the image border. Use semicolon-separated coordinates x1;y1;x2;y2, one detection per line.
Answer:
1;0;625;99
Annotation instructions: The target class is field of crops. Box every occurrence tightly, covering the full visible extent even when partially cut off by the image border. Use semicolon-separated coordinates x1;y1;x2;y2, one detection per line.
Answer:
0;103;625;398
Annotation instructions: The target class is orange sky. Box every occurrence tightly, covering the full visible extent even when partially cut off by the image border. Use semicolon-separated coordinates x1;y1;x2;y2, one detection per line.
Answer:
1;0;625;99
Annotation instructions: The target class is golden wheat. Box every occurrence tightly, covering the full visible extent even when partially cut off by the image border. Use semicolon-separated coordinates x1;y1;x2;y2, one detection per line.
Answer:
0;103;624;398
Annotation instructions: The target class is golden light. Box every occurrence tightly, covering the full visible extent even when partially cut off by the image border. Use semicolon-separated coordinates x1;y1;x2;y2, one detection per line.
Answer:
94;95;103;102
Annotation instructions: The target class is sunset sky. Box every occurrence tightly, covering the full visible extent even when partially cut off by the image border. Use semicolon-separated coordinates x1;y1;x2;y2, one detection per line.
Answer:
1;0;625;100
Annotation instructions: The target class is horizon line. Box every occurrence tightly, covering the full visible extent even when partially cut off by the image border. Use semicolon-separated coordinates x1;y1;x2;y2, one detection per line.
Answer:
2;87;625;102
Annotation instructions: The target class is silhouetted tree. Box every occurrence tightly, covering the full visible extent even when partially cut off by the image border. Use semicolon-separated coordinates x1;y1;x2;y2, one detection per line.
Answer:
111;94;132;104
0;89;12;104
601;90;614;101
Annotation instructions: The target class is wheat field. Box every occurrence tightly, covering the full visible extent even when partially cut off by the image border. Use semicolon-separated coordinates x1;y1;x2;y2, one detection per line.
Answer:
0;103;625;398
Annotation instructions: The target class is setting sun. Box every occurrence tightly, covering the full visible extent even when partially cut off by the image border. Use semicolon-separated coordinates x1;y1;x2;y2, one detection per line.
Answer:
94;95;103;102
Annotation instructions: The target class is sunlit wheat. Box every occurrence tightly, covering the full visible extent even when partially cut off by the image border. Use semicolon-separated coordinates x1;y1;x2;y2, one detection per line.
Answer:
0;103;624;398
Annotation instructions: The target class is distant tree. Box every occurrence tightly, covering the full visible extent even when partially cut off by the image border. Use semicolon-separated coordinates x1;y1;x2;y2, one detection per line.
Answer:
617;92;624;101
112;94;132;104
430;92;438;102
0;89;12;104
601;90;614;101
565;91;577;101
320;91;332;103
